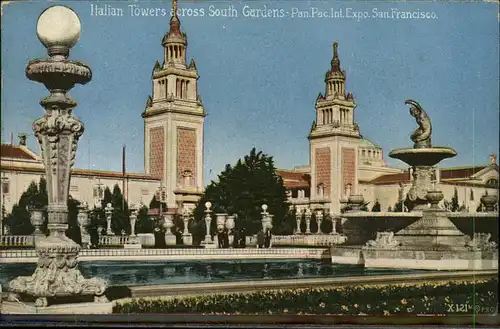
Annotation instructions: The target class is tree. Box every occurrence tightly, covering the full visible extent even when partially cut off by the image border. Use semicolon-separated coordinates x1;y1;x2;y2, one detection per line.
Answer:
4;180;40;235
193;148;291;242
136;205;154;234
371;200;381;212
110;184;130;235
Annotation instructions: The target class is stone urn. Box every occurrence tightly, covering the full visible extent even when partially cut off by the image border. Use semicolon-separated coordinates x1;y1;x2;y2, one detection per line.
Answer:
480;192;498;212
426;189;444;210
163;214;174;235
348;194;365;211
29;207;45;236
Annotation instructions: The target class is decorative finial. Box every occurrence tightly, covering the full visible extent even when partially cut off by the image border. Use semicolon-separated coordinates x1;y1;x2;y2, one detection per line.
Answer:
331;41;341;72
172;0;178;16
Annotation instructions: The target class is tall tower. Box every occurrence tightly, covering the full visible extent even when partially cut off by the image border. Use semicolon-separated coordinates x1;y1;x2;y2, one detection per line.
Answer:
309;42;361;214
142;0;205;212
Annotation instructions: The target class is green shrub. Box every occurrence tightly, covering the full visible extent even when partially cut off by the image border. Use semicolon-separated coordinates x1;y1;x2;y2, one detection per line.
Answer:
113;278;498;315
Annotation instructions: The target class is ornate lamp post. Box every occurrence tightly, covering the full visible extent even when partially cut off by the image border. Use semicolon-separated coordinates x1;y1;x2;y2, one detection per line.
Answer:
104;203;114;235
129;205;138;237
182;208;193;245
315;210;323;234
203;201;213;245
295;209;302;235
304;208;312;234
8;6;107;307
329;211;337;235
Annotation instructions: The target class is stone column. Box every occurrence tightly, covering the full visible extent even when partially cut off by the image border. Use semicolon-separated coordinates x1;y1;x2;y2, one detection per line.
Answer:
8;6;107;307
315;210;323;234
295;210;302;235
104;203;114;235
305;208;312;234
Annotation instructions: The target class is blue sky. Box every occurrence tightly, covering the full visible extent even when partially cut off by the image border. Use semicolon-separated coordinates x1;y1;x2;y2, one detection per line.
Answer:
1;0;498;185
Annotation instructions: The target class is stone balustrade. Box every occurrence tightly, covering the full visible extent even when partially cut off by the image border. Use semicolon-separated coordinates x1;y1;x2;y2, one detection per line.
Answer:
271;234;347;246
0;235;35;247
0;233;346;248
0;234;157;248
0;247;329;263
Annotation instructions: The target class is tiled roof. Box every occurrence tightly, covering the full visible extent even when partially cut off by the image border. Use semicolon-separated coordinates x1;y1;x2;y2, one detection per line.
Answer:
0;144;38;161
276;170;311;189
369;172;411;185
368;165;495;185
439;166;488;180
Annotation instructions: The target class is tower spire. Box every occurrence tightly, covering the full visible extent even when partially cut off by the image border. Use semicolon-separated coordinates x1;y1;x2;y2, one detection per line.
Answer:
331;42;341;72
169;0;181;37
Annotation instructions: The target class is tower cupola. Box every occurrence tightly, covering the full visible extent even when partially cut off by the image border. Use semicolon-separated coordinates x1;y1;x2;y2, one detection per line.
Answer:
162;0;187;66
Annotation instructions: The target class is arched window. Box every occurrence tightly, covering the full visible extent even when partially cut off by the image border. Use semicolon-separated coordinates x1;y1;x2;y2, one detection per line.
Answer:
486;178;498;188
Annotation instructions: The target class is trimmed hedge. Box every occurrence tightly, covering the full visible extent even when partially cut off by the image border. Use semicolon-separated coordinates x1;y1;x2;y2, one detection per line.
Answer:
113;278;498;315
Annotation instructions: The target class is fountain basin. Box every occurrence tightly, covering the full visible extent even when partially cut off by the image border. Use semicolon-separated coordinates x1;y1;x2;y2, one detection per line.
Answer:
0;259;427;290
447;212;499;242
341;212;423;245
389;147;456;166
331;245;498;270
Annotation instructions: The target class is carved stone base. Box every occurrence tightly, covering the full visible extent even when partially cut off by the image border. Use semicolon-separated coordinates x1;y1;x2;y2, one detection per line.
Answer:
8;235;107;307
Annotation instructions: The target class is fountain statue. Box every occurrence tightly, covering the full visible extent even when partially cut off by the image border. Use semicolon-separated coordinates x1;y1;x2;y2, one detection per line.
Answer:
389;100;456;210
7;6;107;308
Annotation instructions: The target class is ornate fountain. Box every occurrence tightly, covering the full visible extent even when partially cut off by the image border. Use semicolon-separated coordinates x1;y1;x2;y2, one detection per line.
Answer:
331;100;498;270
6;6;107;308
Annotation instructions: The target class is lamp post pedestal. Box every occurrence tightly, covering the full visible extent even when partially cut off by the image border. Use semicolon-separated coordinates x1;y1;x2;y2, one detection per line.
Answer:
7;6;107;308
